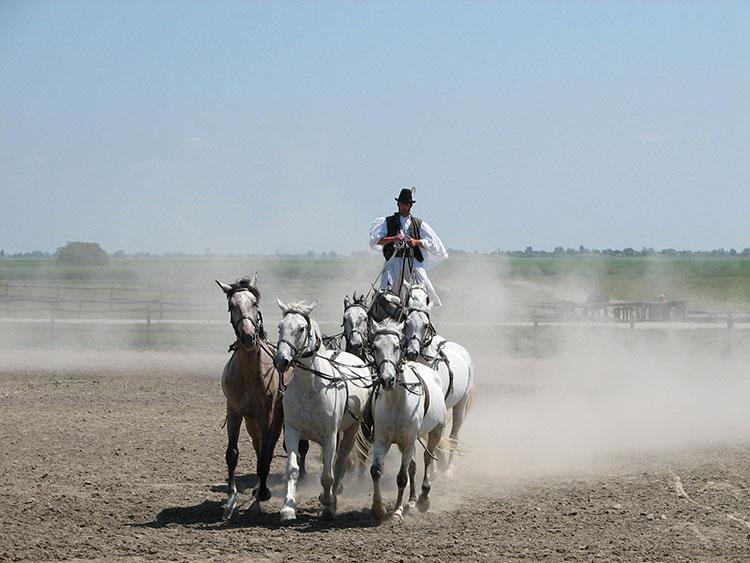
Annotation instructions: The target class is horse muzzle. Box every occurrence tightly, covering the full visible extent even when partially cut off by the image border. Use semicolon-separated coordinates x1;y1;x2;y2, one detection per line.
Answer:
239;333;256;350
381;375;395;390
273;354;290;374
405;347;419;361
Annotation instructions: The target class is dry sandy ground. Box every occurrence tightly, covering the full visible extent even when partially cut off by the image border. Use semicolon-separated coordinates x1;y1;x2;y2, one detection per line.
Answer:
1;350;749;562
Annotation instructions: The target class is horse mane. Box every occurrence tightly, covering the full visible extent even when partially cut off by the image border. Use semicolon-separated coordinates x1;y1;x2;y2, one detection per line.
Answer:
374;317;402;334
229;277;261;302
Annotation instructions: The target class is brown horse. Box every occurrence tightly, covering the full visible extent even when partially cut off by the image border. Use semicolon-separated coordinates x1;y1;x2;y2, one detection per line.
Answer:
217;275;307;518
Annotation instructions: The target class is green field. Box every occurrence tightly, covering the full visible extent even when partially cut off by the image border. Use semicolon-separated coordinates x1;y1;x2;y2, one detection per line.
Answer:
1;255;749;352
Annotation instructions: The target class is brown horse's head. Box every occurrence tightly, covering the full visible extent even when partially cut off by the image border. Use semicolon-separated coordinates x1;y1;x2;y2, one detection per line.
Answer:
217;274;264;351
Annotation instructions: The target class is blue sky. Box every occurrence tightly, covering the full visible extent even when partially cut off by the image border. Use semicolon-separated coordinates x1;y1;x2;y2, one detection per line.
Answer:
1;1;748;255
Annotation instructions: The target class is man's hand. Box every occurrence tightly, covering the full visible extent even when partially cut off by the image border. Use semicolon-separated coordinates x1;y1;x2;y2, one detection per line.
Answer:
406;236;422;248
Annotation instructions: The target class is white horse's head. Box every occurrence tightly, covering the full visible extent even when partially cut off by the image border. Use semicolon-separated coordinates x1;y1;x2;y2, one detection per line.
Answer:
370;318;404;390
273;299;319;373
343;292;369;358
216;274;264;351
404;283;434;360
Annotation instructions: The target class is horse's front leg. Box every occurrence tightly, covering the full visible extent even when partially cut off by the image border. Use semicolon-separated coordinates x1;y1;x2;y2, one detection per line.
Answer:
417;424;444;513
392;442;416;522
280;425;302;522
318;433;337;520
370;439;389;520
222;409;242;520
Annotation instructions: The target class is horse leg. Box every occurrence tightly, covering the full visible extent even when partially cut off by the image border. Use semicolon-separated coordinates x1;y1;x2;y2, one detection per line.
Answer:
298;439;310;481
445;398;469;477
370;439;389;520
392;443;415;522
330;424;359;517
222;409;242;520
319;433;337;520
406;458;417;511
280;426;301;522
417;424;444;513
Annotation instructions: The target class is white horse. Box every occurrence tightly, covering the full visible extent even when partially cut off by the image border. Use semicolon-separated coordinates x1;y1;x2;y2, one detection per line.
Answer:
404;282;474;475
369;318;446;521
272;299;373;521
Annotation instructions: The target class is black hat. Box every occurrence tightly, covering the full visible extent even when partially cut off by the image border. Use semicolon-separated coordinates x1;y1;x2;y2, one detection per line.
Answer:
395;187;415;204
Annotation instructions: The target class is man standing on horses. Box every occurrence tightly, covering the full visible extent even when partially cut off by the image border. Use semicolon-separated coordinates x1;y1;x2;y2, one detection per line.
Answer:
369;187;448;306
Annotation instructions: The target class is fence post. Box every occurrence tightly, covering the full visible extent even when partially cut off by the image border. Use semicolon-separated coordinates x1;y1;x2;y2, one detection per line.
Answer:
146;304;151;345
50;300;57;340
3;280;8;316
158;289;164;320
727;313;734;331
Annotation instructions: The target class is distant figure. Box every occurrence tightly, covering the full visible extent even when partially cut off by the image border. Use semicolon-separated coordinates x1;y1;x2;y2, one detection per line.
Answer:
656;294;668;303
369;187;448;306
584;291;610;317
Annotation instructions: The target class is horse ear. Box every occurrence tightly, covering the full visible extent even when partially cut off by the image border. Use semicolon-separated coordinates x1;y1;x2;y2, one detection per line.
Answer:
308;300;319;313
276;298;288;312
344;295;351;309
216;280;232;295
249;273;258;287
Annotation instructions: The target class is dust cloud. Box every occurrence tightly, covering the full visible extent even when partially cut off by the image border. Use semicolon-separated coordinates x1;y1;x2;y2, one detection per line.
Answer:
2;254;749;485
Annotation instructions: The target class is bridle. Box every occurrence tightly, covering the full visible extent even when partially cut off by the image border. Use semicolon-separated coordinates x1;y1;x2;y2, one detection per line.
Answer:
278;310;319;362
226;287;266;345
371;327;405;381
343;301;369;351
406;305;435;350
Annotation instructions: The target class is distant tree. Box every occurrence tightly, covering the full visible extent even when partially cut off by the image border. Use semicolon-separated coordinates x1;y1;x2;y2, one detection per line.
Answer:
55;241;109;265
742;248;750;257
111;250;127;259
328;250;337;259
730;248;737;257
623;247;635;256
306;250;315;259
0;249;4;258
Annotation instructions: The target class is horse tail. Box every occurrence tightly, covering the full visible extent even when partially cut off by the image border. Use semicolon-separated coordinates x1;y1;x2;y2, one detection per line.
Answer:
354;422;373;465
435;434;472;457
464;385;475;417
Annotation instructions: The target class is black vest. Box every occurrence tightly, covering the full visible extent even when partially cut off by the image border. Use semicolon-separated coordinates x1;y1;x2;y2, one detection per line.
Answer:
383;213;424;263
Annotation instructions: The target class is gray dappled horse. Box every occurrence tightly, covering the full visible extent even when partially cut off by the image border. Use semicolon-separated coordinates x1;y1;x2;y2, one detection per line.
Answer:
369;318;446;521
403;282;474;475
273;299;372;521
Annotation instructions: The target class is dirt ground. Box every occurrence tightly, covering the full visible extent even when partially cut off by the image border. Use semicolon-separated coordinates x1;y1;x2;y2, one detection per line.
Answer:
1;350;749;562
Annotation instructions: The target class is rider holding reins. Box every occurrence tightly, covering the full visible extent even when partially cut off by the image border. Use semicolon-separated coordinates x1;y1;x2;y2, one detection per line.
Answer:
369;187;448;306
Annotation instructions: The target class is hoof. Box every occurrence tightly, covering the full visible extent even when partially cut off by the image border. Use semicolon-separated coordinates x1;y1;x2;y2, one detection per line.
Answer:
406;500;416;513
371;504;386;521
321;506;336;521
280;506;296;522
222;495;238;520
337;482;344;494
392;509;404;523
417;496;430;513
255;486;271;502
